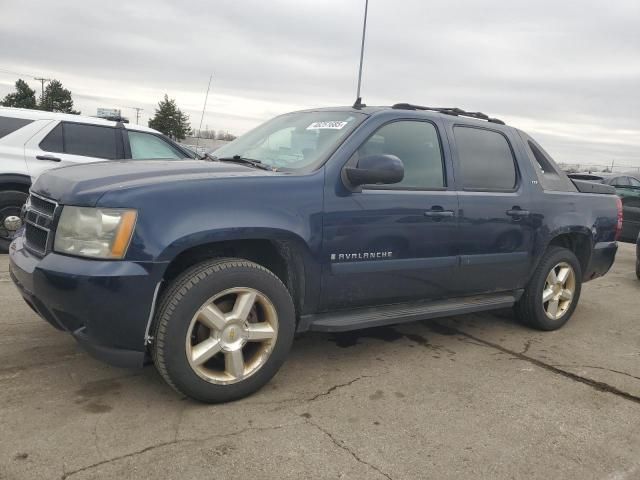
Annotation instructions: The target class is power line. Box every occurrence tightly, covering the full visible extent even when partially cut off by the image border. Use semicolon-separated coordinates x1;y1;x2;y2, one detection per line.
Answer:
0;68;38;79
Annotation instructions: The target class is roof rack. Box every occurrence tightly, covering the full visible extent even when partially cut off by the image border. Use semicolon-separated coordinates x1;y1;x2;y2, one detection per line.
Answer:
391;103;505;125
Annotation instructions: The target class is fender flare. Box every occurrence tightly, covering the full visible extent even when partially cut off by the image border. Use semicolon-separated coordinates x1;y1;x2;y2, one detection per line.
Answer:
0;174;32;191
157;227;321;315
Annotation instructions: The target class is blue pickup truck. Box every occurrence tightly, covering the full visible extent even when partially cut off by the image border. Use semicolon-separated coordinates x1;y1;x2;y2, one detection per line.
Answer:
9;104;621;402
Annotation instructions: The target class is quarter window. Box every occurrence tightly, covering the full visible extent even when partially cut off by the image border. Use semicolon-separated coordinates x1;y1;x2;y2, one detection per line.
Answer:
454;127;517;190
128;131;182;159
0;116;34;139
357;121;445;189
39;123;63;152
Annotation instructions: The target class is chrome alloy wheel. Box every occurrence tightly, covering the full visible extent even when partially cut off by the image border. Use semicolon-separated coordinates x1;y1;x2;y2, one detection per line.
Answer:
542;262;576;320
185;287;279;385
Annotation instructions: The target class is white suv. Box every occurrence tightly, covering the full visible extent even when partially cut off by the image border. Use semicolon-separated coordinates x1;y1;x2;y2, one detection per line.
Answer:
0;107;195;251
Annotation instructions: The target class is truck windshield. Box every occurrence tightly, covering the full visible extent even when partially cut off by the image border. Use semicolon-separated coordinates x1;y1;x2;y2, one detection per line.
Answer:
211;111;366;171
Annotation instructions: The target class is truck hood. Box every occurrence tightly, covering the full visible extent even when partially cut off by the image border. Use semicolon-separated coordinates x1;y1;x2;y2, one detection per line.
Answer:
31;160;278;205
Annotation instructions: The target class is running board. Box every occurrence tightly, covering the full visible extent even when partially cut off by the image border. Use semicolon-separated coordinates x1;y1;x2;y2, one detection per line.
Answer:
298;292;521;333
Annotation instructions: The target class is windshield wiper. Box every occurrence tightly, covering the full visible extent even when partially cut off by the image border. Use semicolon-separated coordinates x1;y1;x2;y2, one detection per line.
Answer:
213;155;276;171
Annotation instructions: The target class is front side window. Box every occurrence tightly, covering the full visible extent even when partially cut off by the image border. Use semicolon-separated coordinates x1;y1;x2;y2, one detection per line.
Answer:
40;122;118;159
454;126;517;190
0;116;33;139
128;131;182;159
211;111;366;171
356;120;445;189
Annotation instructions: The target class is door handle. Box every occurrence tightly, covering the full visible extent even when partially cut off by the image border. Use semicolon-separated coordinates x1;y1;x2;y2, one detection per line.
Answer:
36;155;61;162
425;208;455;218
506;208;530;218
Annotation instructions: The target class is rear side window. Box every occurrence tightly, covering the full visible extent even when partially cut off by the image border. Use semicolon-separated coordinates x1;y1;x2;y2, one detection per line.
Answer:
0;116;33;139
40;122;118;160
63;123;118;159
128;131;182;159
611;177;630;187
454;126;516;190
629;177;640;187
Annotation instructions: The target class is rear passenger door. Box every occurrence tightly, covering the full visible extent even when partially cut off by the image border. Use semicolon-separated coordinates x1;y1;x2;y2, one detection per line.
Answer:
448;124;534;294
25;121;124;177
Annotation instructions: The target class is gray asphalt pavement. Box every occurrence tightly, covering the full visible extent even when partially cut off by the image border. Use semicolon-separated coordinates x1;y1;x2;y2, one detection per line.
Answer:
0;245;639;480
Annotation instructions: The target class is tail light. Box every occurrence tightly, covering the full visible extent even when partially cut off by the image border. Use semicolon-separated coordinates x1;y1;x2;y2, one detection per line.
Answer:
615;197;623;240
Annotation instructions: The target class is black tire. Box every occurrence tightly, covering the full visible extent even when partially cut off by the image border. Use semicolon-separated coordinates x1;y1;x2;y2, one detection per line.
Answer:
636;258;640;280
515;246;582;331
152;258;295;403
0;190;28;253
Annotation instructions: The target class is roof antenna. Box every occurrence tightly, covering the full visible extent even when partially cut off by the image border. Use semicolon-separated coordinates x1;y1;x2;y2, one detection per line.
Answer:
353;0;369;109
195;73;213;158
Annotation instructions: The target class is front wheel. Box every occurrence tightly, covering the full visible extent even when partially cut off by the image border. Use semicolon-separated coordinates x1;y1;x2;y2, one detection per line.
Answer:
152;258;295;403
515;246;582;331
0;190;28;253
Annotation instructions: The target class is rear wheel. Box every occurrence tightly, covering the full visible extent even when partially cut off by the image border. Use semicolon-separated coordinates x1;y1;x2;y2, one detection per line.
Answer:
153;258;295;403
636;258;640;280
515;246;582;331
0;190;28;253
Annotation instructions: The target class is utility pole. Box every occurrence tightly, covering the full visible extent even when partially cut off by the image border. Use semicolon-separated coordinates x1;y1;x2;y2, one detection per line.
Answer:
127;106;144;124
34;77;50;105
353;0;369;109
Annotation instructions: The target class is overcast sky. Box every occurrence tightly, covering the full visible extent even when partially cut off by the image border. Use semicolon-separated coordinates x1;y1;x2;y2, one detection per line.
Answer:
1;0;638;167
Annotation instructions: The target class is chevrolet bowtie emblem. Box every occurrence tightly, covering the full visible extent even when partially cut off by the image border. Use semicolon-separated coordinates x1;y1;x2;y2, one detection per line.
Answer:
229;328;236;341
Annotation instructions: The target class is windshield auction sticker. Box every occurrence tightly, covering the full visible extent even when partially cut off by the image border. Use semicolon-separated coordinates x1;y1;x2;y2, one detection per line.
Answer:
307;121;348;130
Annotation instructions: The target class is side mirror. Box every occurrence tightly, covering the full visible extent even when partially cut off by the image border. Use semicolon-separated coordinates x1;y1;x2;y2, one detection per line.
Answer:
344;154;404;187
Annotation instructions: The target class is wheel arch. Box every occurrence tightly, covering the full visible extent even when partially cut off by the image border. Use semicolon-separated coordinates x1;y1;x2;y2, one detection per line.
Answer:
544;228;593;279
159;232;317;316
0;174;32;194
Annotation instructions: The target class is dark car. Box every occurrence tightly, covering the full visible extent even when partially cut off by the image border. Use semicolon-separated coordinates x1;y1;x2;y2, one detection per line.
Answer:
568;172;640;242
9;104;620;403
636;233;640;279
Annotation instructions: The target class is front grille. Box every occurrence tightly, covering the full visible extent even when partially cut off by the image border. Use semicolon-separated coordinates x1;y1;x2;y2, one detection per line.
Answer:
25;223;49;254
23;194;59;256
29;195;56;217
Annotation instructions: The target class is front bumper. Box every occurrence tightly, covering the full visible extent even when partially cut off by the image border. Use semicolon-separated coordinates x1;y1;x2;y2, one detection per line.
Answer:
9;236;166;368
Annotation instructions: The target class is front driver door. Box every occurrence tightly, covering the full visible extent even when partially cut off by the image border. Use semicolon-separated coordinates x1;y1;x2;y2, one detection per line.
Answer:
321;119;459;310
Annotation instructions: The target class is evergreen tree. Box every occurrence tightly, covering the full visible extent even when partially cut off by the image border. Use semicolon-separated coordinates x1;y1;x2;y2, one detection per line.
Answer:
1;79;37;109
148;94;191;140
40;79;79;114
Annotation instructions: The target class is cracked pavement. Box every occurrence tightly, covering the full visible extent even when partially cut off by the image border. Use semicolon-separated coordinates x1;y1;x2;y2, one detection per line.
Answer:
1;244;639;479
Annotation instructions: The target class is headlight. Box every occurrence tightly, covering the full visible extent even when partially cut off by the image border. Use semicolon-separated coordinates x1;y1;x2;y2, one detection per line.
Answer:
54;207;137;259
